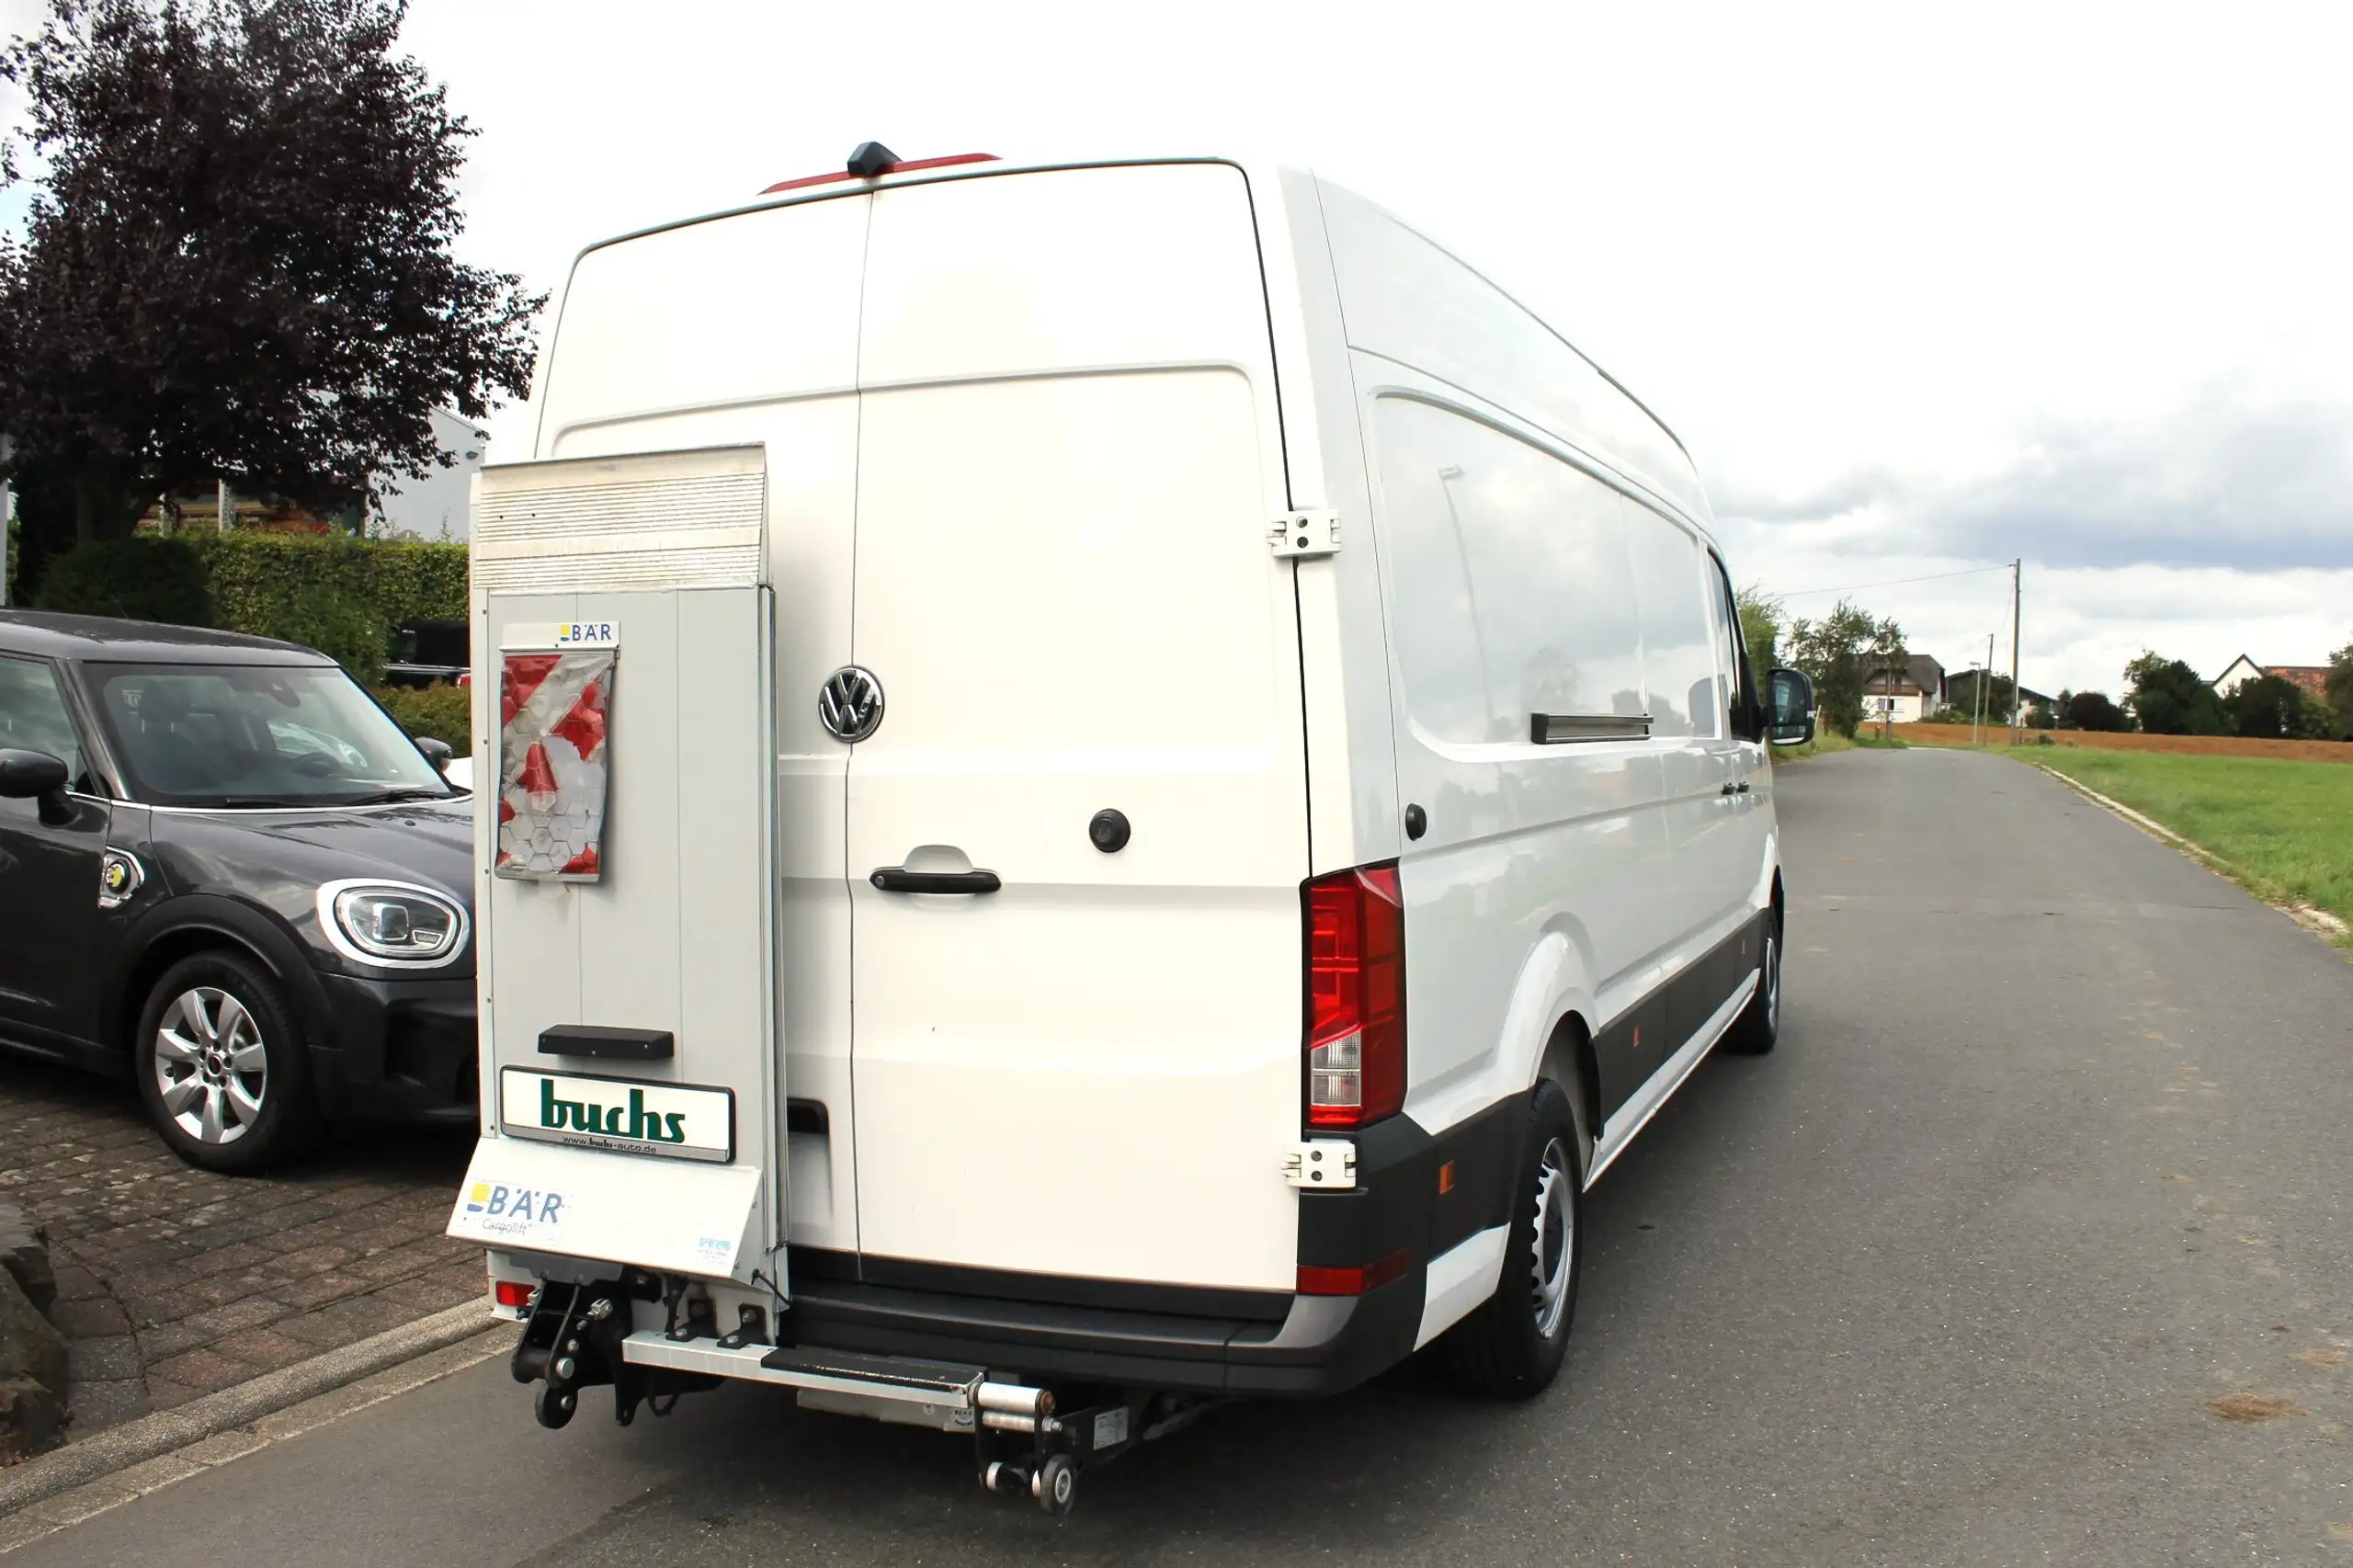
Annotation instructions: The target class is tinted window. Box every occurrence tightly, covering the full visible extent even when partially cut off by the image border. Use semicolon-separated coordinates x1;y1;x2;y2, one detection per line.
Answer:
1711;555;1756;740
1372;398;1645;745
0;656;85;787
1625;504;1720;739
88;663;449;808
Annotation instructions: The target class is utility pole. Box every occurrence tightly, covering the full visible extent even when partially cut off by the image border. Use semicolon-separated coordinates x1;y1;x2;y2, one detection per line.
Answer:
0;434;12;608
2008;558;2023;741
1972;634;1994;746
218;478;232;536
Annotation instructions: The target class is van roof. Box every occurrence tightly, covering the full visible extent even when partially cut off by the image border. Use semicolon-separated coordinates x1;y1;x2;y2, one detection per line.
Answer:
567;152;1704;526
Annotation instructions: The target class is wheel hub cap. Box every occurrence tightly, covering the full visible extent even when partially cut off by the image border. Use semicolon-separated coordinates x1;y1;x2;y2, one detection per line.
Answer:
1530;1136;1574;1340
153;986;268;1145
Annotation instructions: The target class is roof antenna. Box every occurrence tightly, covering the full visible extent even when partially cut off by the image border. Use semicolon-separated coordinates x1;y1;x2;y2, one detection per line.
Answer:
847;142;899;178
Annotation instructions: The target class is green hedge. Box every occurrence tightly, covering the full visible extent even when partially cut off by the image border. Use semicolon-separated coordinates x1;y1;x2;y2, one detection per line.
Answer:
375;682;472;750
182;534;468;632
33;537;218;626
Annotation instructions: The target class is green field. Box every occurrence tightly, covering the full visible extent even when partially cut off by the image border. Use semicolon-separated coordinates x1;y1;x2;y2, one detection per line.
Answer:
2023;747;2353;933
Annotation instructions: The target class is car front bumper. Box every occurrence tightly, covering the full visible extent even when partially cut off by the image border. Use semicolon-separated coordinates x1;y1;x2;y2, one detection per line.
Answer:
309;970;479;1125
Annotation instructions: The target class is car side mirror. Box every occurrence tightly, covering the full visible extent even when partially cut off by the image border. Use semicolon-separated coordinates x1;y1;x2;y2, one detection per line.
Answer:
0;748;74;824
1765;668;1816;746
414;736;455;776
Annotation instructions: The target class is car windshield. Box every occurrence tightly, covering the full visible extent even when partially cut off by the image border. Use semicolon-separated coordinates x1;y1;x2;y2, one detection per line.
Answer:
87;662;456;809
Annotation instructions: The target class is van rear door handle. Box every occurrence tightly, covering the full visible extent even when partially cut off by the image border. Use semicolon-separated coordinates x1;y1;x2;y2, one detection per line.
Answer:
870;867;1002;894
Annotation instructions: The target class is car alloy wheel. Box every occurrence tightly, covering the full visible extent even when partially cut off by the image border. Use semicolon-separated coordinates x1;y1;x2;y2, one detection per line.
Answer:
153;985;270;1145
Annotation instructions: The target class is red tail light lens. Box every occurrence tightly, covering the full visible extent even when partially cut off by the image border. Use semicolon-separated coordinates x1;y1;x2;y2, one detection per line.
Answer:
1304;862;1405;1129
494;1280;536;1311
760;152;999;194
1297;1248;1412;1296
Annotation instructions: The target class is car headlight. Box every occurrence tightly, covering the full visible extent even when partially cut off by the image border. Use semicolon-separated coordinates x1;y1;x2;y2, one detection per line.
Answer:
315;879;469;968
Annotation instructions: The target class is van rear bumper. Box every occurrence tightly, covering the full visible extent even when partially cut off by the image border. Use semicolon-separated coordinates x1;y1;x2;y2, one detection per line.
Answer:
787;1268;1425;1396
780;1109;1490;1396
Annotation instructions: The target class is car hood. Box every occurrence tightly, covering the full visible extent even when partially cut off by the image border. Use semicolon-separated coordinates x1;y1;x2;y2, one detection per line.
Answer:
225;799;475;899
142;795;480;976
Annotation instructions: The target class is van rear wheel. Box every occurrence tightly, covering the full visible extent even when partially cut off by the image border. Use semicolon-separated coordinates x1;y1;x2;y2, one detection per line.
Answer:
1440;1079;1581;1398
1723;909;1782;1055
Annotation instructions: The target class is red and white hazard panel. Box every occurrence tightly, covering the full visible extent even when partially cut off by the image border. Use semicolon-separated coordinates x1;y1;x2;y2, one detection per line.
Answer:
496;625;619;881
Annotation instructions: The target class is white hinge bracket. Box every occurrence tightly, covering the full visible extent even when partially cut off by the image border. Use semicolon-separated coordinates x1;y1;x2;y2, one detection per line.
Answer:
1282;1139;1358;1190
1268;509;1340;559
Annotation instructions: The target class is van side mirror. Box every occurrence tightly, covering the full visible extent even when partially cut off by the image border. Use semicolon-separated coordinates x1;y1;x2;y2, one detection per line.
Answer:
414;736;455;775
0;748;74;824
1765;668;1815;746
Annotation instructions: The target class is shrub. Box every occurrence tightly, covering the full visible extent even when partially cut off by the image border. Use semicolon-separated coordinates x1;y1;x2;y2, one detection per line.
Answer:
33;538;216;626
374;681;472;750
252;588;390;687
181;533;467;640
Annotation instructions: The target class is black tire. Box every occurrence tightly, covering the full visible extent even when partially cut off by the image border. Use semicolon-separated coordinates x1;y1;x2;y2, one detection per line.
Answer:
133;950;321;1173
1722;905;1782;1056
1441;1078;1582;1399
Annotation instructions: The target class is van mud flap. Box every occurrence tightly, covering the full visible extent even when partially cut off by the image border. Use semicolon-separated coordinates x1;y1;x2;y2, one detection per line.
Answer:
512;1276;718;1429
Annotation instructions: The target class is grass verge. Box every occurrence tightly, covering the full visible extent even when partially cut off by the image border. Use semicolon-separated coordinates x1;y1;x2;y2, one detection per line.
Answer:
1772;729;1905;763
2020;746;2353;938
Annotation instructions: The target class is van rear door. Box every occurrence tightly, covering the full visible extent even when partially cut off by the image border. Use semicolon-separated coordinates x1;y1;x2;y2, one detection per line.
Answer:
844;165;1309;1292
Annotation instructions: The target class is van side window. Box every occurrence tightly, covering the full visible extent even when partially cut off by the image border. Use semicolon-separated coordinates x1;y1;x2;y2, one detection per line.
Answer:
1623;505;1719;739
1370;398;1643;746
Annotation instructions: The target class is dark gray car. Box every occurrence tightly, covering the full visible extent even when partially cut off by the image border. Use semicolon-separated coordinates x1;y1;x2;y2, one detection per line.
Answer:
0;610;476;1171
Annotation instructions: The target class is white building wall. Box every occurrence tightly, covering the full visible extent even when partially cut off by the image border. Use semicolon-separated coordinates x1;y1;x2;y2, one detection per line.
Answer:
376;409;488;541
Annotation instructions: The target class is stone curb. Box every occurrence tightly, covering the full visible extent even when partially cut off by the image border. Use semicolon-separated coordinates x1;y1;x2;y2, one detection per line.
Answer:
0;1300;498;1518
0;1207;63;1465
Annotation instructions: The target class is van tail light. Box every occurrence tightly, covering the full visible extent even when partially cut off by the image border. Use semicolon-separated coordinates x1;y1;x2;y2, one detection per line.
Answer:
1304;862;1405;1130
494;1279;536;1311
761;151;999;195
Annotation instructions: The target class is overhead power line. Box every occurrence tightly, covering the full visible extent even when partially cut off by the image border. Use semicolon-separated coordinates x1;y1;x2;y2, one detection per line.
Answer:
1769;563;2011;600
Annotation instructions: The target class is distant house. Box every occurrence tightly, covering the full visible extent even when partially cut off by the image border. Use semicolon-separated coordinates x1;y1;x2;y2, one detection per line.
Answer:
1860;653;1947;722
2212;655;2328;701
1942;668;2052;722
136;408;488;540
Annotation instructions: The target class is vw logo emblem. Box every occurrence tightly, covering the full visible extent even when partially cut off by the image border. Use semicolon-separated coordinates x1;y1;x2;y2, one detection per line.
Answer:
818;666;884;744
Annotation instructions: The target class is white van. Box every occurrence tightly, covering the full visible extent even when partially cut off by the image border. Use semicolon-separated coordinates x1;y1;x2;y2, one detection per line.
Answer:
450;145;1816;1513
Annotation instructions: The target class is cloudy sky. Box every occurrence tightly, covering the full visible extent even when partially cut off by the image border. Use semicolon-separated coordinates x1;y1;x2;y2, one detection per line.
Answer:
6;0;2349;695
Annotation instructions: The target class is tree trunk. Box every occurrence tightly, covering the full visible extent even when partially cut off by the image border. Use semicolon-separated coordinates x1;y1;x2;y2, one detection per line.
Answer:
73;470;151;543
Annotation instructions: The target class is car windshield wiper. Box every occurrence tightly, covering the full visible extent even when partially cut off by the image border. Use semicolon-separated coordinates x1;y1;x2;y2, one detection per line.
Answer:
341;787;457;806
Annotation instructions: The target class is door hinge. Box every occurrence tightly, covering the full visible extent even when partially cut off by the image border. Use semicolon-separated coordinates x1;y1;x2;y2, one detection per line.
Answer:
1268;509;1339;559
1282;1139;1357;1189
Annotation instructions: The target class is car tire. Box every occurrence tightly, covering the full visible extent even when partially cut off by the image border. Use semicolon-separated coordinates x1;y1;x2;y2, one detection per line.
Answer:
134;951;322;1173
1440;1078;1582;1399
1722;906;1782;1056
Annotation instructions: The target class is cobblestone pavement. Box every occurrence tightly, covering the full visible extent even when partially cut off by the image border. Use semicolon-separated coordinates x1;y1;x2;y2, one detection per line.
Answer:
0;1053;482;1439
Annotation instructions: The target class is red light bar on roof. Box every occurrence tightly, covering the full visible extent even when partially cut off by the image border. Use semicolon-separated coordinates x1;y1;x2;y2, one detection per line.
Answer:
762;152;999;196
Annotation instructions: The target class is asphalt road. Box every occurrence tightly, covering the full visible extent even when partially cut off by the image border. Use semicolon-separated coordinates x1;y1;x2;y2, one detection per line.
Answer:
13;749;2350;1566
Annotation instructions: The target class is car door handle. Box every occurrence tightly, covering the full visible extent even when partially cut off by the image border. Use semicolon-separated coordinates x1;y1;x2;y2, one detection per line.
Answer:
870;867;1002;894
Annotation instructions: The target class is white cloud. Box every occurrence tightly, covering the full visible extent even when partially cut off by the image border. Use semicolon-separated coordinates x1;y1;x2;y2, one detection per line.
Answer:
7;0;2351;692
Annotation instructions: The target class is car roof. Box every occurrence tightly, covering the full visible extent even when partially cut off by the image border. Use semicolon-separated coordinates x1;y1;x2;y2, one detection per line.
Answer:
0;610;335;666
